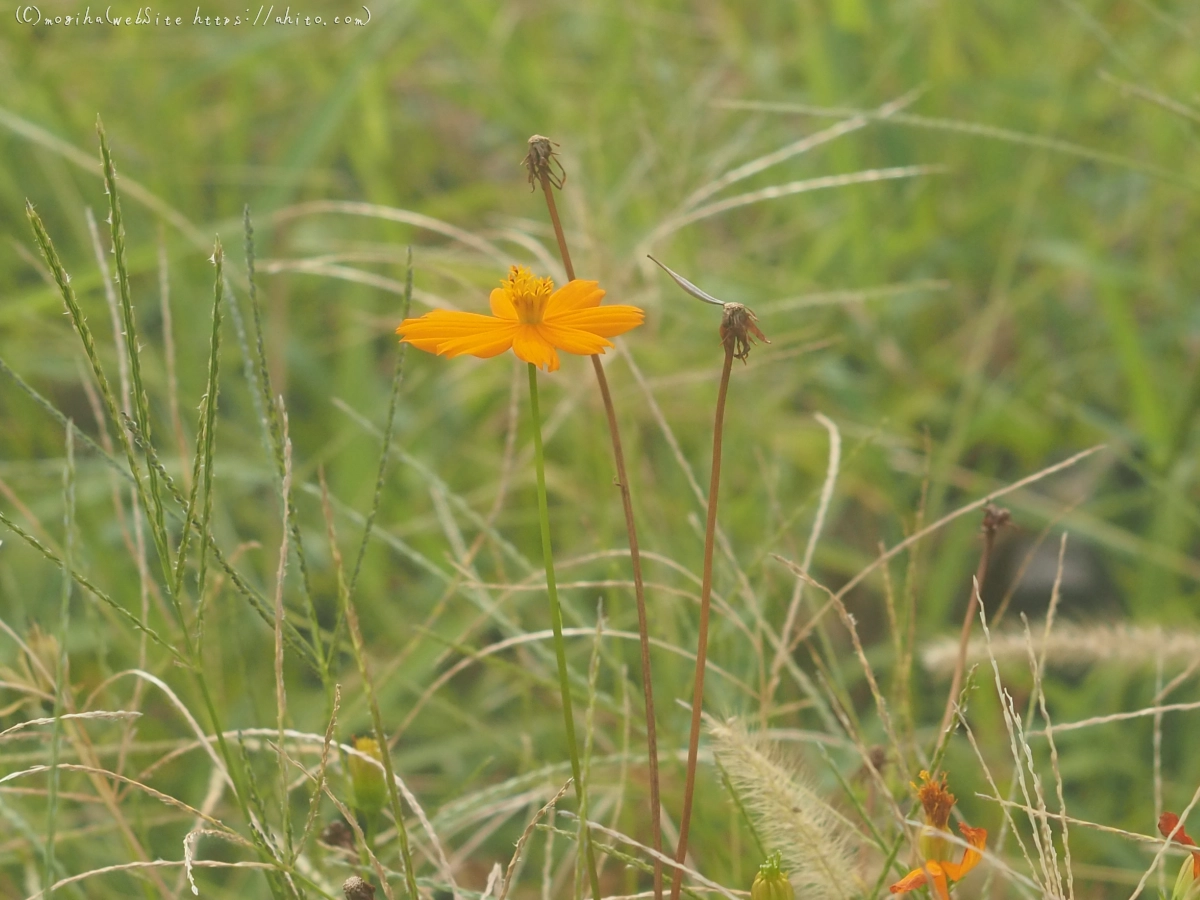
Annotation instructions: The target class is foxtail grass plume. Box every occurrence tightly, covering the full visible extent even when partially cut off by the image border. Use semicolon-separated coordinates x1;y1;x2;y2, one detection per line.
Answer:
922;623;1200;676
710;720;861;900
396;265;644;372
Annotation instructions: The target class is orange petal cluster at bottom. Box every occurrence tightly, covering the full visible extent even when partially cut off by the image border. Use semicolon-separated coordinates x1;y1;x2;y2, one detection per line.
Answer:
890;824;987;900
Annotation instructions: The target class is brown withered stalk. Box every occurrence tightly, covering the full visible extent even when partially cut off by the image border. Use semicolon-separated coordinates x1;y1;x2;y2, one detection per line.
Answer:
648;258;767;900
524;134;661;900
938;503;1011;737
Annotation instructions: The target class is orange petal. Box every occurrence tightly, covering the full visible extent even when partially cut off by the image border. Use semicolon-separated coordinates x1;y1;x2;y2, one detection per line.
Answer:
512;325;560;372
436;324;518;359
891;862;949;900
545;305;645;337
537;323;614;356
1161;813;1198;847
545;279;604;315
941;824;987;881
889;867;928;894
398;310;506;341
490;288;517;320
1161;814;1200;878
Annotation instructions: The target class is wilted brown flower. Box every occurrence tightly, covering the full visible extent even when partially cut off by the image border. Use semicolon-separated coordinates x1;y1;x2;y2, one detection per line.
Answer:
720;302;769;363
523;134;565;190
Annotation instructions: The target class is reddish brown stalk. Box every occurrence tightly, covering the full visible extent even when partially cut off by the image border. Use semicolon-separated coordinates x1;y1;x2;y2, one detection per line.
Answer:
527;135;663;899
938;503;1010;737
670;341;735;900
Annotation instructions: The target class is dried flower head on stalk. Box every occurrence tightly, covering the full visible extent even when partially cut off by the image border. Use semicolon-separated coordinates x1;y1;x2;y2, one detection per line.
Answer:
650;254;769;900
523;134;565;190
648;256;770;362
720;302;769;362
525;131;664;900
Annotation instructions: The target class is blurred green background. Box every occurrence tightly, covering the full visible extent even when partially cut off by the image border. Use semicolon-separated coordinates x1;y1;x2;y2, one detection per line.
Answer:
1;0;1199;897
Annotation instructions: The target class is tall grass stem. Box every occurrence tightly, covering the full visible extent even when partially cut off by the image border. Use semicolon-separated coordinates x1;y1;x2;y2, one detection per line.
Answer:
44;422;75;900
939;505;1009;738
670;342;735;900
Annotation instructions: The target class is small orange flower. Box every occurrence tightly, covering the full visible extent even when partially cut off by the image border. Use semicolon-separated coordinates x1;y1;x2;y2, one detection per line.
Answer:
396;265;644;372
1160;812;1200;880
890;771;987;900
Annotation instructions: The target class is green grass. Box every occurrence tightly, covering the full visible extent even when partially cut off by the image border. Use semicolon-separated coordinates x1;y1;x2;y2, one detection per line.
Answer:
2;1;1200;898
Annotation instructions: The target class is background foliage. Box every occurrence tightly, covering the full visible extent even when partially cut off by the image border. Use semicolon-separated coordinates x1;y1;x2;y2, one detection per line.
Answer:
1;0;1199;897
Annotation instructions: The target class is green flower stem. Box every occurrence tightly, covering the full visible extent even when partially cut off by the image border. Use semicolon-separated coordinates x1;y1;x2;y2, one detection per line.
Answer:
527;361;602;900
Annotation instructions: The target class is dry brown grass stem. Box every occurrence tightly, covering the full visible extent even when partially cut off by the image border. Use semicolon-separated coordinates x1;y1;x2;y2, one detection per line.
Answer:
23;859;281;900
768;413;840;708
773;444;1103;639
670;341;734;900
395;623;752;740
498;779;573;900
274;404;294;854
939;504;1009;737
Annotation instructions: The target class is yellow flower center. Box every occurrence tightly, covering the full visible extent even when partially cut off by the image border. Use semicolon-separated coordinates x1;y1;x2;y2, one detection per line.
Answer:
505;266;554;324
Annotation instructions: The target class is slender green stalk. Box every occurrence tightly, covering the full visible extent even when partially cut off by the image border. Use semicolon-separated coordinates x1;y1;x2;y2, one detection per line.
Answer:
44;422;75;900
328;248;415;701
670;343;734;900
244;207;330;688
174;241;223;613
318;473;419;900
97;119;172;590
527;361;603;900
532;139;663;899
24;203;299;900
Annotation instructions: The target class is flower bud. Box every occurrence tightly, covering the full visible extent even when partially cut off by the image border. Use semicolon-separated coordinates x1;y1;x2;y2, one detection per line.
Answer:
918;825;952;864
751;851;795;900
1172;856;1200;900
347;735;387;816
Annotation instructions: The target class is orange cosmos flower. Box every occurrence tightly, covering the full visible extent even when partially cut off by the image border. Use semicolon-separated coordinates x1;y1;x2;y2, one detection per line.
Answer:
396;265;644;372
890;771;987;900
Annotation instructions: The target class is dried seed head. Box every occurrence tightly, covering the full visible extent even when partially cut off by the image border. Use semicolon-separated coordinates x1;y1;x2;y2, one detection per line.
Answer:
720;302;769;362
982;503;1011;536
342;875;376;900
319;819;355;851
523;134;566;190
